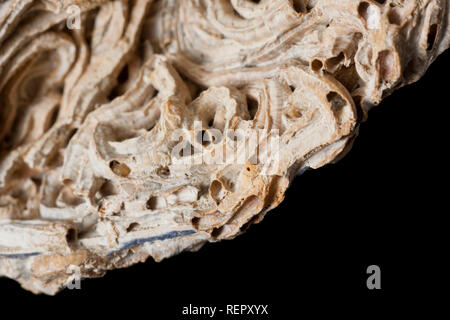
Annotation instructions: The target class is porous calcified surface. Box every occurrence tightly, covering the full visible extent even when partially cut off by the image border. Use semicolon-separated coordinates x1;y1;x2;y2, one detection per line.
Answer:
0;0;448;294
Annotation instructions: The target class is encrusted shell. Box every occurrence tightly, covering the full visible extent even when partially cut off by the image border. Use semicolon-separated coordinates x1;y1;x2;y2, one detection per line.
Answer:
0;0;448;294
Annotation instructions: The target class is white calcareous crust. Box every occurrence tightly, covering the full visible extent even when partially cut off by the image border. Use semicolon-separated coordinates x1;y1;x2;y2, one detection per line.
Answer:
0;0;448;294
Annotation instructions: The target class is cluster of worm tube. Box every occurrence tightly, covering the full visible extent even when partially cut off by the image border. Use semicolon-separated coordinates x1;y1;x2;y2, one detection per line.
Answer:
0;0;448;294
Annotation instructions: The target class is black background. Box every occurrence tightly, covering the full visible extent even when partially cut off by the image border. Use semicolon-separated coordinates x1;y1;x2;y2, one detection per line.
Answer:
1;50;448;316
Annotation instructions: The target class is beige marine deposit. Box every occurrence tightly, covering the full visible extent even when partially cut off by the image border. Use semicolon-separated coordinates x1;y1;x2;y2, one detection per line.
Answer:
0;0;448;294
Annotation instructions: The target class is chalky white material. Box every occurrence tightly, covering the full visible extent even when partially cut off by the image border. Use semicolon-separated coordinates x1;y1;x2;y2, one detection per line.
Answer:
0;0;448;294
